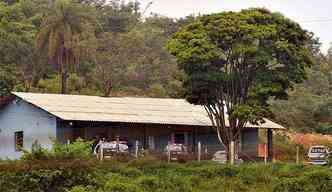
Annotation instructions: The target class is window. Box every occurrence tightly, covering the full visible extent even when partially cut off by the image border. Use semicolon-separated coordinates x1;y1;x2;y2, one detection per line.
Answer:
15;131;23;151
311;147;326;153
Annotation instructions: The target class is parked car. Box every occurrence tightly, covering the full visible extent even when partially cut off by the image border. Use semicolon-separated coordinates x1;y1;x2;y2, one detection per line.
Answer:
307;145;330;165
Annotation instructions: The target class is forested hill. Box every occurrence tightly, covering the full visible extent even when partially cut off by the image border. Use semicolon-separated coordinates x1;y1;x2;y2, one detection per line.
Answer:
0;0;194;98
0;0;331;133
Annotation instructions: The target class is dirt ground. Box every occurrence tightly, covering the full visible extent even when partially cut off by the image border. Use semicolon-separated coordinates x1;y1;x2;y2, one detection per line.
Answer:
290;133;332;148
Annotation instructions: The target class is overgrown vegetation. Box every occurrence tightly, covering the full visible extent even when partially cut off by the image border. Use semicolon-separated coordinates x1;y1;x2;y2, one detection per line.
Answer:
0;158;331;192
270;54;332;134
21;139;93;160
1;138;331;191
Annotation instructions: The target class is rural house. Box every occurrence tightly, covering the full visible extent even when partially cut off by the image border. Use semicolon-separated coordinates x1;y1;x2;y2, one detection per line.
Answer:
0;92;284;160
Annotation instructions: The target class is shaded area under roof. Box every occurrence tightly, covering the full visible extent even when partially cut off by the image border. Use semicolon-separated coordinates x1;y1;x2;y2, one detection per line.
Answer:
12;92;285;129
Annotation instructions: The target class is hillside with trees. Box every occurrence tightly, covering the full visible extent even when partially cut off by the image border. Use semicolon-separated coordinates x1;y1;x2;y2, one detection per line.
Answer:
270;49;332;134
0;0;331;134
0;0;190;97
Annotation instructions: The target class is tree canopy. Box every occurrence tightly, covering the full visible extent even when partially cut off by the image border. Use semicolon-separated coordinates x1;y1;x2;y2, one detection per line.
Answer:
168;8;317;161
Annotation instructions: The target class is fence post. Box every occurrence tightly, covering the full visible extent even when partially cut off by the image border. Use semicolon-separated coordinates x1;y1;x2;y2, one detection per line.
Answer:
135;140;139;158
198;141;201;162
296;146;300;164
116;136;120;153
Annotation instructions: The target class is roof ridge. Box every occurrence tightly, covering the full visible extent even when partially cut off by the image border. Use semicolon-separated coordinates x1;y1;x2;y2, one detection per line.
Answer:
12;92;187;101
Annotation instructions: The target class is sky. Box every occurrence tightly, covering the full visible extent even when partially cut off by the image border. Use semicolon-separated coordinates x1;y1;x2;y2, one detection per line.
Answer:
137;0;332;53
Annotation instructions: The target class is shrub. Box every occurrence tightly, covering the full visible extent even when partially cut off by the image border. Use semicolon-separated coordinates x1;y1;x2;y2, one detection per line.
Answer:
303;169;332;192
273;177;308;192
67;186;95;192
238;163;273;185
21;138;93;161
1;160;332;192
273;168;332;192
136;176;160;191
52;138;93;160
102;175;142;192
0;161;96;192
21;140;51;161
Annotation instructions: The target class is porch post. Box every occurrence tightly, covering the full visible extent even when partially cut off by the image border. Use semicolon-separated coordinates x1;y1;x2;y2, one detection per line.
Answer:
193;127;197;153
267;128;273;162
144;125;148;149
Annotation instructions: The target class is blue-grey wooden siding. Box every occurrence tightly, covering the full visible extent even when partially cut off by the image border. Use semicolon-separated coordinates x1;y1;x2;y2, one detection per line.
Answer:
241;128;258;156
0;99;57;159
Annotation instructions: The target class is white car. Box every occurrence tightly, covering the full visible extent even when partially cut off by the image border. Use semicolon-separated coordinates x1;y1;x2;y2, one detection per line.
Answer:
307;145;330;165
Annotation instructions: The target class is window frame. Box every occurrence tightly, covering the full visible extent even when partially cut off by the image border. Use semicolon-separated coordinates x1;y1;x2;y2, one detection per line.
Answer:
14;131;24;152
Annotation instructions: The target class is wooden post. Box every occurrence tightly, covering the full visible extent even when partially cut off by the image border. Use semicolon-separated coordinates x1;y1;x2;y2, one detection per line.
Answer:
198;141;201;162
100;145;104;161
135;140;139;158
264;143;268;165
204;145;208;160
167;149;171;163
116;136;120;153
296;146;300;164
267;129;273;162
230;141;235;165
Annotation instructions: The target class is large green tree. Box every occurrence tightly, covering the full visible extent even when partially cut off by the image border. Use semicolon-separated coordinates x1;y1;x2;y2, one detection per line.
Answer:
36;0;96;94
168;8;316;163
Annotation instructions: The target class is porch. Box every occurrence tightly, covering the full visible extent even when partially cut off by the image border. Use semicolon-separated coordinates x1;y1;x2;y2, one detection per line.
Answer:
56;120;274;161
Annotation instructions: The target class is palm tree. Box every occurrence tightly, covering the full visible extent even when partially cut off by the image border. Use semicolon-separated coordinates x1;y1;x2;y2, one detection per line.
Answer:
36;0;95;94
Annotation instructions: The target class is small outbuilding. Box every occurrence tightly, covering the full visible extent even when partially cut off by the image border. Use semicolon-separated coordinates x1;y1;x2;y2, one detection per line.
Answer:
0;92;284;160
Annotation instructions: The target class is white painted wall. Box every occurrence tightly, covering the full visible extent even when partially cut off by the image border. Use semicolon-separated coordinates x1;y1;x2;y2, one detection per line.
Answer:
0;99;57;159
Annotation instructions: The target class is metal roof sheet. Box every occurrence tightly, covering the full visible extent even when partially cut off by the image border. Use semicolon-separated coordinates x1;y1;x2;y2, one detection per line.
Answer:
12;92;285;129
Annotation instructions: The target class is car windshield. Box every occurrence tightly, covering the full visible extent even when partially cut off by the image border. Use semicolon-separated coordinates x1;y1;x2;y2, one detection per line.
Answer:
310;148;326;153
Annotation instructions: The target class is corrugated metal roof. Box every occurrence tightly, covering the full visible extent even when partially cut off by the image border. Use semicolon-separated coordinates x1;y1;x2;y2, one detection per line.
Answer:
12;92;285;129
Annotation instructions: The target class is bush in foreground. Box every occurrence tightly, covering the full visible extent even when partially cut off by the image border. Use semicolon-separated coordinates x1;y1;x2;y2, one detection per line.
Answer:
21;139;93;161
0;159;331;192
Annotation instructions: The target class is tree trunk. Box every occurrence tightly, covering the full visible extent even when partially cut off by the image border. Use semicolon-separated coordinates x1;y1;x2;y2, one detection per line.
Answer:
104;79;113;97
61;71;68;94
229;140;235;165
